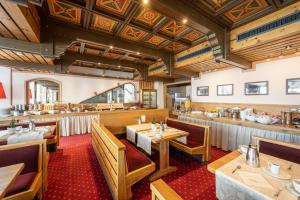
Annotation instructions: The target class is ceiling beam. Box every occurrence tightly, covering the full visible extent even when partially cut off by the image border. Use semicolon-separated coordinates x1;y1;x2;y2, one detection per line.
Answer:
0;59;60;71
215;0;245;16
5;0;44;7
62;52;146;71
82;0;96;29
172;69;199;78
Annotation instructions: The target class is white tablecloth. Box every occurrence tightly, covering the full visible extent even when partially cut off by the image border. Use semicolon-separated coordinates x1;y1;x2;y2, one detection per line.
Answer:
23;114;99;137
178;115;300;151
216;154;300;200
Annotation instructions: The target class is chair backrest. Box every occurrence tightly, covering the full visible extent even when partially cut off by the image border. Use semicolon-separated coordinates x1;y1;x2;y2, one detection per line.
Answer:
254;137;300;164
0;140;46;174
150;179;183;200
92;120;127;200
166;118;209;146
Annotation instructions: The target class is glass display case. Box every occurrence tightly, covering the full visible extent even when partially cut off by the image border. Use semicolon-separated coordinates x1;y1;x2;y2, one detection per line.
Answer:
141;89;157;109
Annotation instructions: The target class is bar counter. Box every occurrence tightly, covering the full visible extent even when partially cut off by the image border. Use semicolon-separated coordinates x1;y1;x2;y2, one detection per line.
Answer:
174;111;300;151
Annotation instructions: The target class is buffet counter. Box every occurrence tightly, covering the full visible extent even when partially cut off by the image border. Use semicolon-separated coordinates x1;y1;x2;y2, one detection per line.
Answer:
0;109;168;136
174;112;300;151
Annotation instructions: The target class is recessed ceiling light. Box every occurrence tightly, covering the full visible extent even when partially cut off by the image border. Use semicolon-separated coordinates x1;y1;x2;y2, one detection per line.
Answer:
143;0;149;4
118;65;121;68
97;62;101;65
109;45;113;49
295;52;300;55
137;51;140;55
182;18;188;24
266;58;271;61
279;55;283;59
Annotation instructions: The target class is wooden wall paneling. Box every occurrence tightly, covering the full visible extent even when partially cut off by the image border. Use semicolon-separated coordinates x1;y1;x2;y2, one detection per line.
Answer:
0;49;14;60
0;22;14;38
13;51;31;63
139;81;154;90
34;54;47;64
0;0;40;42
23;52;40;63
0;4;27;41
230;1;300;52
175;41;213;68
43;57;54;65
1;49;24;62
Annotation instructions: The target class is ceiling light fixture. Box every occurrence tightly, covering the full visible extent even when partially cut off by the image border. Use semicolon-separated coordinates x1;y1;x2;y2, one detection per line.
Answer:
295;52;300;55
118;65;121;68
137;51;140;55
143;0;149;4
278;55;284;59
266;58;271;61
109;45;113;49
98;62;101;65
182;18;188;24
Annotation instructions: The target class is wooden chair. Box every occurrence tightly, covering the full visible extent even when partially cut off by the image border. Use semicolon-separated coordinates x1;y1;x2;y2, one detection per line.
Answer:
0;140;48;200
92;120;155;200
150;179;183;200
166;118;211;162
254;136;300;164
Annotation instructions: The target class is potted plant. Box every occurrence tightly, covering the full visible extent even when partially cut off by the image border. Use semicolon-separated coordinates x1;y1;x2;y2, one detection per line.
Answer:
151;118;157;131
7;118;17;134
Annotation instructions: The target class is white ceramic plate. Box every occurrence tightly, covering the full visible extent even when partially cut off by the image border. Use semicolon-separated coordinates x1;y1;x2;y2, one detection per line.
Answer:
286;185;300;197
262;167;291;180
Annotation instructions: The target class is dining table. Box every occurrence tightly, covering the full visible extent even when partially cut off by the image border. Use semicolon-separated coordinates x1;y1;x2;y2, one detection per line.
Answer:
216;153;300;200
0;163;24;198
0;125;55;144
126;123;189;181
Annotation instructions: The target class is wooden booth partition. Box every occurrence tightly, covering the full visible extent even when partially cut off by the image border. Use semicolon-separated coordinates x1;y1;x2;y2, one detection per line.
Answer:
99;109;169;135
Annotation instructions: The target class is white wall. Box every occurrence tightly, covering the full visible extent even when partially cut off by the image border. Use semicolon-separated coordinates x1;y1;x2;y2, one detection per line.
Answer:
154;81;164;108
192;56;300;105
0;68;139;108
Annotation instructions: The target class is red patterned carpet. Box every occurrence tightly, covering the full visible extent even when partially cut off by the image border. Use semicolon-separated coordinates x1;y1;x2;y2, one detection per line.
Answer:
43;134;228;200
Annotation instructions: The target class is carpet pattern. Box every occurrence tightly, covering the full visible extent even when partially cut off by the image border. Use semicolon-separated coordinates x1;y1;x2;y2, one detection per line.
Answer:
43;134;228;200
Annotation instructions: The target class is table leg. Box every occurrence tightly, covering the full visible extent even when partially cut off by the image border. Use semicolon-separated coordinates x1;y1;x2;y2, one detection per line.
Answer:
149;140;177;181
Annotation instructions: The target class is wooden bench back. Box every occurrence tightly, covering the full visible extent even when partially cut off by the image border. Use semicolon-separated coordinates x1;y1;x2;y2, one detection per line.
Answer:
92;120;127;200
150;179;183;200
254;136;300;164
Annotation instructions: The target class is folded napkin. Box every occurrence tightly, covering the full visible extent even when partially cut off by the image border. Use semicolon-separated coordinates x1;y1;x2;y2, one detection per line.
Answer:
176;136;187;144
238;171;274;190
7;131;44;144
126;127;136;143
137;131;153;155
0;130;9;138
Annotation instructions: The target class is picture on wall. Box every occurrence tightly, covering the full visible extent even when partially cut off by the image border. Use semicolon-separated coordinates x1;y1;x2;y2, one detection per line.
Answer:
197;86;209;96
287;78;300;94
245;81;268;95
217;84;233;96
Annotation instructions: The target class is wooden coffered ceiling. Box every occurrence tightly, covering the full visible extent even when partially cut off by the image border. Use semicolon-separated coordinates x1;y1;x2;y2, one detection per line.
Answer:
188;0;297;28
45;0;205;53
0;0;299;80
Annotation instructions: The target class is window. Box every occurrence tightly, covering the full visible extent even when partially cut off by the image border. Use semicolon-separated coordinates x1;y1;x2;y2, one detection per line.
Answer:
26;79;61;104
81;83;136;104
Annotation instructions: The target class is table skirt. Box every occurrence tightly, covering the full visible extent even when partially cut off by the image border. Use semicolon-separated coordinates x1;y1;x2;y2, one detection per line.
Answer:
24;114;99;137
178;115;300;151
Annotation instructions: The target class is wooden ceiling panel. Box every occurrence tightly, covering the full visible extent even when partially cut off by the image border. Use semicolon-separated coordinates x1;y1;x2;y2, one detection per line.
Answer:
47;0;81;24
120;25;146;41
145;35;166;46
224;0;269;22
91;14;118;33
95;0;132;16
160;20;188;37
164;42;187;52
134;7;162;27
183;31;205;42
180;59;232;73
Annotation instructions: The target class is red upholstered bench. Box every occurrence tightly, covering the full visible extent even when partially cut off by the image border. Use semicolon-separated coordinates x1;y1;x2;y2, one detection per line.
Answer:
167;118;211;162
0;140;48;200
0;121;59;152
254;137;300;164
120;139;152;172
92;121;155;200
